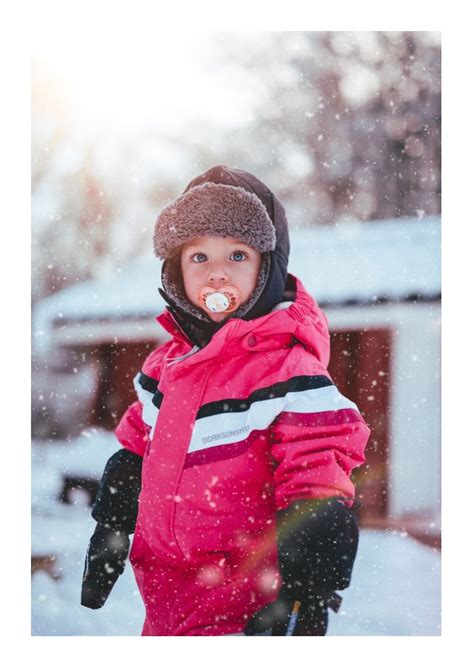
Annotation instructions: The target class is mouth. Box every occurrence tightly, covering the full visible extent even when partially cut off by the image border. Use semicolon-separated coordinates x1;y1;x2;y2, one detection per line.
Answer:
198;286;241;314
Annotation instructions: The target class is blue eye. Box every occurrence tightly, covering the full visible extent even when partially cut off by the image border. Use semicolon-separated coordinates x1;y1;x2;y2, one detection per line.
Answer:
191;253;207;263
231;251;247;262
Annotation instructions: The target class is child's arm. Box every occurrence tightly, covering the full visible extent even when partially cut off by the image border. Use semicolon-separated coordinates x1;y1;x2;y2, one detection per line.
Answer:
270;406;369;509
245;496;358;635
81;397;153;608
81;343;170;609
81;397;151;609
114;400;152;458
81;446;143;609
245;384;370;635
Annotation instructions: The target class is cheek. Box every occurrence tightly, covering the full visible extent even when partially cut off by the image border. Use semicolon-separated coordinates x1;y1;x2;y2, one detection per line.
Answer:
181;265;199;298
238;263;260;296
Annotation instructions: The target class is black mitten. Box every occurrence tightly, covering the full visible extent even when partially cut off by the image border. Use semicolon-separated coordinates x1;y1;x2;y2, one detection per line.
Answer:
81;449;143;609
81;524;130;609
245;497;359;636
90;448;143;533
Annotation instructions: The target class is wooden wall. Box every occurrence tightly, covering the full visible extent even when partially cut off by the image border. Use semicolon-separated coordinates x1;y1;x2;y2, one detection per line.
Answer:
328;328;392;522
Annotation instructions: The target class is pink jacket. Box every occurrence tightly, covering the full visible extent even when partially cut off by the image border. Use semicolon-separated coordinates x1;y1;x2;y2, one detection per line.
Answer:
115;274;370;635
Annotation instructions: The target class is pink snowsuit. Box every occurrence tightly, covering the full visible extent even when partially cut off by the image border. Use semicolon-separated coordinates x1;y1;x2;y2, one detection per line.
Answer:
115;274;370;635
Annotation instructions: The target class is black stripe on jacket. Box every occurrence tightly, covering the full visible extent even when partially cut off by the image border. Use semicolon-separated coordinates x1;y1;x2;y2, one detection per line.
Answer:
196;375;334;420
137;372;164;409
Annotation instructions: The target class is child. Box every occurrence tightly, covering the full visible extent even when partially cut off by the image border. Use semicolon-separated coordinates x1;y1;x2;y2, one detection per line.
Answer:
81;165;370;636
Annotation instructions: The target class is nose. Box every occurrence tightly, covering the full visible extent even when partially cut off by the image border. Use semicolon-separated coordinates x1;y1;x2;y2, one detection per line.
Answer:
206;263;229;285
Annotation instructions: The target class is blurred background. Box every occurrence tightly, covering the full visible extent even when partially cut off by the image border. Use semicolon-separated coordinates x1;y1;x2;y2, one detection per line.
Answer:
31;31;441;635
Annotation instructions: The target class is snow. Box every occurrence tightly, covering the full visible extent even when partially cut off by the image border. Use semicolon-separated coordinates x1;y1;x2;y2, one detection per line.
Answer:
327;530;440;636
39;261;164;323
32;428;119;520
32;216;440;355
31;432;440;636
290;216;440;305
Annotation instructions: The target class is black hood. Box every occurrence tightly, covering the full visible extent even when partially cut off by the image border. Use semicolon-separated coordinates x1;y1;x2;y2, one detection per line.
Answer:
158;165;290;347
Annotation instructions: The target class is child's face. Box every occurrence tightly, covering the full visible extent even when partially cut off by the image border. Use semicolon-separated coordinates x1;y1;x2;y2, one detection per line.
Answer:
180;236;262;322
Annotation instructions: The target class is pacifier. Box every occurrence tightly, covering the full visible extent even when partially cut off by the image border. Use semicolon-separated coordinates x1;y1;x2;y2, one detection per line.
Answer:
198;285;242;314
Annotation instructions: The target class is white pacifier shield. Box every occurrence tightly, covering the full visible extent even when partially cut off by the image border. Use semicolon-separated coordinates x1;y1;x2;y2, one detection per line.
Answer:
205;292;230;313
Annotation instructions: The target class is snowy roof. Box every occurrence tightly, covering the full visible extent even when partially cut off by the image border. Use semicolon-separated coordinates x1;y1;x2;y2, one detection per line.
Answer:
291;215;440;305
33;216;440;351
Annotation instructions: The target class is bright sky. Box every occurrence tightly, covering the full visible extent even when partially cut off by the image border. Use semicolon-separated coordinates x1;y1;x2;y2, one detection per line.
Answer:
32;32;266;138
33;28;441;142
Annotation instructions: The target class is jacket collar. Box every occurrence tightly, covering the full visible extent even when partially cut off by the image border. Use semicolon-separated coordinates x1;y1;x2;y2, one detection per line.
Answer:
156;273;330;368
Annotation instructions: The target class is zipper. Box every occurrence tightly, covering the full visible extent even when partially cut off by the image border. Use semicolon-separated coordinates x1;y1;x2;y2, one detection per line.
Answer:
166;344;200;366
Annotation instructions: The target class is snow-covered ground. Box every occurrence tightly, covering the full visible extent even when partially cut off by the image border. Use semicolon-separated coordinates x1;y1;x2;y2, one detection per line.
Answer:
31;431;441;636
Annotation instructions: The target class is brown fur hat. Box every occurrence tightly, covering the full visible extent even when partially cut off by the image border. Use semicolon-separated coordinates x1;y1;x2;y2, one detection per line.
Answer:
153;182;276;259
